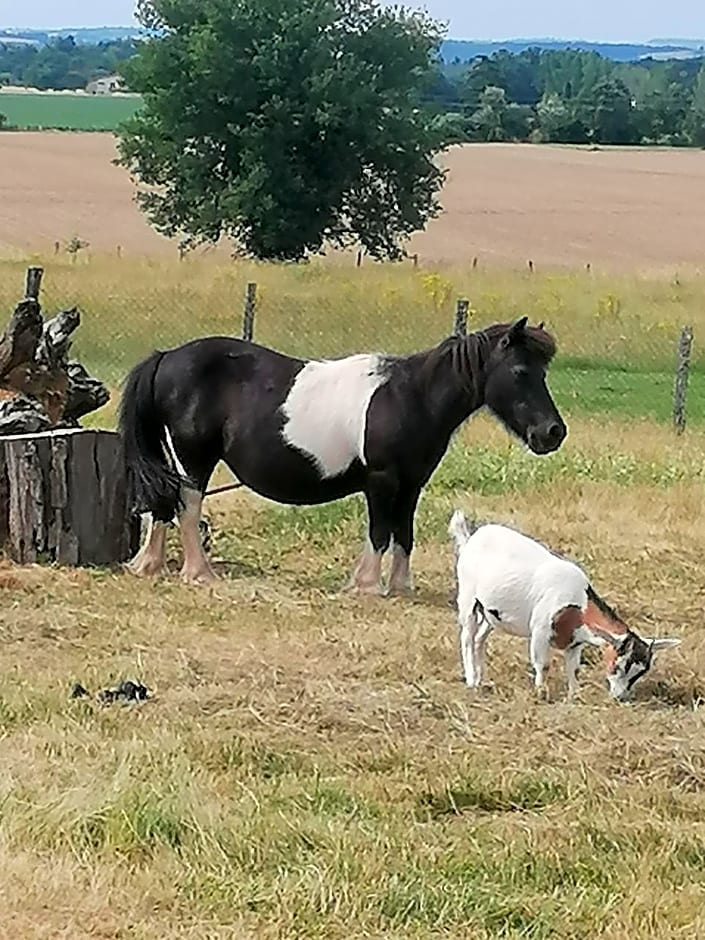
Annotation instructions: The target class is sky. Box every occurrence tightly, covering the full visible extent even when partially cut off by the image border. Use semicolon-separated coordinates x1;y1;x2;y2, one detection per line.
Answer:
1;0;703;43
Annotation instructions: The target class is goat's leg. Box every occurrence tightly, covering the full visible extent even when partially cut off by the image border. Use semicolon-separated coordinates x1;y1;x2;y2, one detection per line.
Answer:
474;618;493;688
460;611;480;688
563;644;583;701
529;629;552;700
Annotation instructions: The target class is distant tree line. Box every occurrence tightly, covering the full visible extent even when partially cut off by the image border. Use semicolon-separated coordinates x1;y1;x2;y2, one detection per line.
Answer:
2;35;705;148
0;36;136;91
425;48;705;147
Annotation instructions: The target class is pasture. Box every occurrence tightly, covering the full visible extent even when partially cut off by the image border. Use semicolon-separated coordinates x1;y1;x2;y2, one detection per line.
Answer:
0;91;140;132
0;140;705;936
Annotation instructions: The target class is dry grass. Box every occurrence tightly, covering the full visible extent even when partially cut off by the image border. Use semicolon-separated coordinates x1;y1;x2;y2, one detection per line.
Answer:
1;161;705;933
2;134;705;272
1;413;705;938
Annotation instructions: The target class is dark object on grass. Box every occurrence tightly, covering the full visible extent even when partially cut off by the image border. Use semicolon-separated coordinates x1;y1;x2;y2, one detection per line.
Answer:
70;679;150;704
98;680;150;704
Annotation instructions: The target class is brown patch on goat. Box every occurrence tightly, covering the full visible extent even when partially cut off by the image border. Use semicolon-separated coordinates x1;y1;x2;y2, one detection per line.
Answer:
551;605;584;650
584;586;629;672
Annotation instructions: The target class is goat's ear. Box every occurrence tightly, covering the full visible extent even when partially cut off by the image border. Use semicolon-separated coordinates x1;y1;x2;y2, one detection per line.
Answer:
501;316;528;348
646;637;682;653
590;627;630;652
537;321;545;331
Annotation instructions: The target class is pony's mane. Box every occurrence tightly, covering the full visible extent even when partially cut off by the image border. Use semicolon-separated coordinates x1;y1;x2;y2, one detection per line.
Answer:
480;321;557;365
418;321;557;402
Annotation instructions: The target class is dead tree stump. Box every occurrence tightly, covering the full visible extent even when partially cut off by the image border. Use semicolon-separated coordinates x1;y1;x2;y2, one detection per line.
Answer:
0;429;139;566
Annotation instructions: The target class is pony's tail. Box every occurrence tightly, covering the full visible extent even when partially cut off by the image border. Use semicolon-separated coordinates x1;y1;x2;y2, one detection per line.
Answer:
118;350;183;521
448;510;480;554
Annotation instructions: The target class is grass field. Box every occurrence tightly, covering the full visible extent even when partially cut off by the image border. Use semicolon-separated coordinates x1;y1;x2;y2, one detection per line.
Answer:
1;156;705;934
2;134;705;270
0;92;140;131
1;254;703;425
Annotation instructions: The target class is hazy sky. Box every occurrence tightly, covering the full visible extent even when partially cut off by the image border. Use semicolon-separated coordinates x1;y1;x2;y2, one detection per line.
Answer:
2;0;703;42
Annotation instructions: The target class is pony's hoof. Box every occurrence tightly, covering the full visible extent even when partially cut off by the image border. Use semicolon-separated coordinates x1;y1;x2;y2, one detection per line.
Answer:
347;580;385;597
179;567;218;586
387;583;414;598
124;560;168;579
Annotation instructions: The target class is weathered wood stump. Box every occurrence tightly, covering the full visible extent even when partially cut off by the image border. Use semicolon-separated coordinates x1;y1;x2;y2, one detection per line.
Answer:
0;266;109;433
0;429;140;566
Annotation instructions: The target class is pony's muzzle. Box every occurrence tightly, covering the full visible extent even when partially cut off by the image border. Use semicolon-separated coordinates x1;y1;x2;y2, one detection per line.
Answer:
527;420;566;455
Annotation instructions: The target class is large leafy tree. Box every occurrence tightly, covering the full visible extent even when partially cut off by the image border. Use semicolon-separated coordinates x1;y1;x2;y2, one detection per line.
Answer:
117;0;447;260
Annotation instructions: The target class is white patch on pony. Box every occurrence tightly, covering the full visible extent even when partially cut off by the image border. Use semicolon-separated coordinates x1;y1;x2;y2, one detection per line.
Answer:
163;426;188;479
281;354;386;478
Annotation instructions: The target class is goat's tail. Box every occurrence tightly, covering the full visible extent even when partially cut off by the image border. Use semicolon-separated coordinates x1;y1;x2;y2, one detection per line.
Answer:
118;350;184;521
448;509;480;554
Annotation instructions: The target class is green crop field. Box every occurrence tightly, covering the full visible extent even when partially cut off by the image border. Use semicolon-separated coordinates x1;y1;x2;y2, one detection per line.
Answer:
0;92;141;131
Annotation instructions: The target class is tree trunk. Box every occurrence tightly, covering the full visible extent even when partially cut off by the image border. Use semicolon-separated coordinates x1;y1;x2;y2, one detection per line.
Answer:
0;428;140;566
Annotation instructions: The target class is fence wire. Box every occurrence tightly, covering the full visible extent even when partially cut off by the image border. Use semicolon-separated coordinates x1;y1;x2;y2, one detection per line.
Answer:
1;256;701;431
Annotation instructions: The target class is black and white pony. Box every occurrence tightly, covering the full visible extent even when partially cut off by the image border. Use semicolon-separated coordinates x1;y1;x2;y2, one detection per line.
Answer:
119;317;567;595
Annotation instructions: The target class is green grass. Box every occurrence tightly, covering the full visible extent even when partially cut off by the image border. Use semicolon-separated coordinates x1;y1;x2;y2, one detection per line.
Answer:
553;362;705;423
0;92;141;131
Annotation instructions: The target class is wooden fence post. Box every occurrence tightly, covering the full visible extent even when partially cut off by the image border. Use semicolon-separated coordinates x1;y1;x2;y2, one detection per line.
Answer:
243;282;257;342
673;325;693;434
454;298;469;338
25;266;43;301
356;250;363;269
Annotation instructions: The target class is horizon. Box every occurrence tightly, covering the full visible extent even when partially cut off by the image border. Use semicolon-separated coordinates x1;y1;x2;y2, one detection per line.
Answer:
3;24;704;45
2;0;704;44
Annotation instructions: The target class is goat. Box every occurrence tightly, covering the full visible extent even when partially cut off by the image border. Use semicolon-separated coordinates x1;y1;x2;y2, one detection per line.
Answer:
449;511;681;701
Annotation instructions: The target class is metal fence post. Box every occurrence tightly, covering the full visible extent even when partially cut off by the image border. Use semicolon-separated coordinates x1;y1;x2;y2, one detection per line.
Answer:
243;282;257;342
673;325;693;434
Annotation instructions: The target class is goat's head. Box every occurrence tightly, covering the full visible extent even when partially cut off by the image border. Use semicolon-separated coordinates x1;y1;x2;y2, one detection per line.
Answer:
595;629;681;701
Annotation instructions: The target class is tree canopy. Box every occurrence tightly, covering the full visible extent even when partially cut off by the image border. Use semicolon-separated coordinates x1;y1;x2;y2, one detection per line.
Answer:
427;48;705;147
116;0;448;261
0;37;136;90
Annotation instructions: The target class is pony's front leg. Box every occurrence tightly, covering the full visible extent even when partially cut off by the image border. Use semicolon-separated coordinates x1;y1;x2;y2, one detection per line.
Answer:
349;473;394;596
388;486;420;596
178;488;218;585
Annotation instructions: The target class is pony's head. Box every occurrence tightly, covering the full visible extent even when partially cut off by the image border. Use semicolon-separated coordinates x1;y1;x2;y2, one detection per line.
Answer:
484;317;566;455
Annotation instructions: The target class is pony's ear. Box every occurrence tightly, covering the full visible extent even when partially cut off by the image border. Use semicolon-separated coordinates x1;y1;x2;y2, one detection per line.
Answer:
537;321;545;331
501;316;529;348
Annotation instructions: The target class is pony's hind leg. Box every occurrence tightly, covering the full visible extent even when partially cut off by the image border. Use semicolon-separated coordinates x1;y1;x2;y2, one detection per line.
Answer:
161;429;219;586
178;487;217;585
127;514;169;578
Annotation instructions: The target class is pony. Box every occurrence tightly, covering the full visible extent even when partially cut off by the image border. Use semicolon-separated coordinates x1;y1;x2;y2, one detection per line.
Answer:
119;317;566;594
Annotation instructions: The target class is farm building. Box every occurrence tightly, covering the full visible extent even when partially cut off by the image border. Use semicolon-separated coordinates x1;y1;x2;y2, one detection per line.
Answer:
86;74;124;95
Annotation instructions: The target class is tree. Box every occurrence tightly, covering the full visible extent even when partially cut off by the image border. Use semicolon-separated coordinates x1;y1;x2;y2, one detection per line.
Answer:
0;113;7;130
686;64;705;146
536;92;588;143
584;77;636;144
469;85;509;141
117;0;448;261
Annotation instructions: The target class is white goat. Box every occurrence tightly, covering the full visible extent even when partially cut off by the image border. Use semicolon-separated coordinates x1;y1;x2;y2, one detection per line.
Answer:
449;511;681;701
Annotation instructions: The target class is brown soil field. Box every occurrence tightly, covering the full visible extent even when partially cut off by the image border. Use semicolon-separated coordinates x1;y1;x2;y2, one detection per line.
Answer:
1;131;705;270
